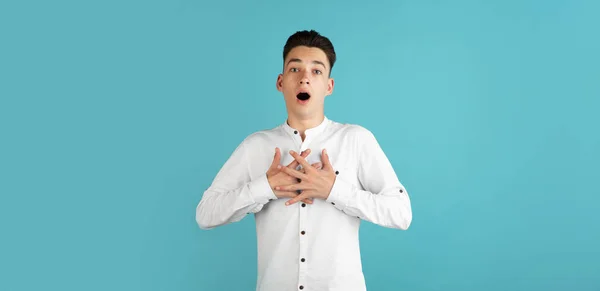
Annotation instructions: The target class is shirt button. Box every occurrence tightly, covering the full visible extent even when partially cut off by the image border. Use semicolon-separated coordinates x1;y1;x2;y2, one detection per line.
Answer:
301;203;306;207
399;189;404;193
301;258;305;262
331;202;335;205
299;286;304;290
301;230;306;235
335;170;339;175
294;130;298;134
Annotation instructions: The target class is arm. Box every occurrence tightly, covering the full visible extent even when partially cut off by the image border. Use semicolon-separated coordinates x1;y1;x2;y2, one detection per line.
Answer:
325;128;413;230
195;139;276;230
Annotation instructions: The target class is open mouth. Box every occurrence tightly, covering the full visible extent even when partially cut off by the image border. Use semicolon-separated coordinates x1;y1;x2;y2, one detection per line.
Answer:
297;92;311;101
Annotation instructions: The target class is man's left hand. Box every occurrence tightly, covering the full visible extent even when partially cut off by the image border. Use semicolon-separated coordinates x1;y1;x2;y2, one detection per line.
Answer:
275;149;336;206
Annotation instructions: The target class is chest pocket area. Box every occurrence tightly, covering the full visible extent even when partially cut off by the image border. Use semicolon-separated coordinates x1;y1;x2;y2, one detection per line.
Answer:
332;162;361;189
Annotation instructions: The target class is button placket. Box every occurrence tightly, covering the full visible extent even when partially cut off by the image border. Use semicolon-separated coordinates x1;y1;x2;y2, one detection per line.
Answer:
298;185;308;291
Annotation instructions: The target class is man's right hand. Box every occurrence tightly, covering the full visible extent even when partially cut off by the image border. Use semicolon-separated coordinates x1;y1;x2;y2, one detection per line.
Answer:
266;148;321;204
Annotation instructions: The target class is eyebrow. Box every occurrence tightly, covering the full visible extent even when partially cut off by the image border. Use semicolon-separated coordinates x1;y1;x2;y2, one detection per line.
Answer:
287;58;327;69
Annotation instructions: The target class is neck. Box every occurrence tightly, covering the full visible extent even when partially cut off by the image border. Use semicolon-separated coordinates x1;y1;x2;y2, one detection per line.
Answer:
286;112;324;140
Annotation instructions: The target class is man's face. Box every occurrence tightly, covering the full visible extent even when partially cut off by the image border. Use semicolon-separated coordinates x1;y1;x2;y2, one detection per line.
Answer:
276;46;334;118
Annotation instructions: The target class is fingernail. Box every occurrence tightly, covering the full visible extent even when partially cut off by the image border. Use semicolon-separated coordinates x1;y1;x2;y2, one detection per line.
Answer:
277;165;282;169
285;202;290;206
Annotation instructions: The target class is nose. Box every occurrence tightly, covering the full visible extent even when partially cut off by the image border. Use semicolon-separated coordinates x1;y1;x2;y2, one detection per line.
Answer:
300;78;310;85
300;70;311;85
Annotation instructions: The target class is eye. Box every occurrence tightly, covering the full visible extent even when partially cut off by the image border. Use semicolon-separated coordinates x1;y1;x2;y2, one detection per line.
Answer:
290;68;299;72
313;69;322;75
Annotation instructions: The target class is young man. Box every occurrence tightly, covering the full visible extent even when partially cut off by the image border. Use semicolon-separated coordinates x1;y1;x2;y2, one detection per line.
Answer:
196;30;412;291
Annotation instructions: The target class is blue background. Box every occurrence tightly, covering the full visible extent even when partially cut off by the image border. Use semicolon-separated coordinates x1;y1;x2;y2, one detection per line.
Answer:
1;0;599;290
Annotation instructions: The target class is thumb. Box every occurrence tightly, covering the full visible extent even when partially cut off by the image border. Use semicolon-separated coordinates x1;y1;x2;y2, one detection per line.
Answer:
271;147;281;169
321;149;333;170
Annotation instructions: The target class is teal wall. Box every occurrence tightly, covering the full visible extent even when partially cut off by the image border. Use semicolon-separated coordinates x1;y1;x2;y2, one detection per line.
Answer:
2;0;599;290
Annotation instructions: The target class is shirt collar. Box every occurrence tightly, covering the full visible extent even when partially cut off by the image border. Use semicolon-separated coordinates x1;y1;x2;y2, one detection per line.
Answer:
282;115;331;137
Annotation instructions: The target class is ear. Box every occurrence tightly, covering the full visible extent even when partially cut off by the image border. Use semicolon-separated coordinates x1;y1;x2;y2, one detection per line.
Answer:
276;74;283;92
326;78;335;96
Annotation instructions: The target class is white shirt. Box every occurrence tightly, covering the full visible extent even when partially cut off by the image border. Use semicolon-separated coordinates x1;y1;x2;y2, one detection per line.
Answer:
196;116;412;291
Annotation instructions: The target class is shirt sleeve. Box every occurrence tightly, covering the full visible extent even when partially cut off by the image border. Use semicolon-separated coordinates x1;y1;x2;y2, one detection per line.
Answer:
195;138;277;230
325;128;413;230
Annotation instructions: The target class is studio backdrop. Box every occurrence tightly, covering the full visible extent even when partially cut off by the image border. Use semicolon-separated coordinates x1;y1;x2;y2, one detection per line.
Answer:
1;0;598;290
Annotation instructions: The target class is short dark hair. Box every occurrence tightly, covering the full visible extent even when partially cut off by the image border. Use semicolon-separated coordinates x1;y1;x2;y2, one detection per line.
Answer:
283;30;336;75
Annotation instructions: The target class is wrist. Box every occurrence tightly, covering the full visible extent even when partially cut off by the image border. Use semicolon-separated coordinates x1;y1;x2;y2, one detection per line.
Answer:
321;176;335;200
248;174;278;203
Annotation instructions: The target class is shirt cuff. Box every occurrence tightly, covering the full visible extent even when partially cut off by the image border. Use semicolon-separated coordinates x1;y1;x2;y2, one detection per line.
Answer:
325;176;353;211
248;174;277;204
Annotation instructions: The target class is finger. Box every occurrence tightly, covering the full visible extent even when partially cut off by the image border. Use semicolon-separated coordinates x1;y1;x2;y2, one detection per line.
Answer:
285;192;307;206
274;183;301;192
270;147;281;169
289;149;310;169
301;149;311;158
275;191;312;204
302;198;313;204
274;190;297;199
277;165;307;180
311;162;323;170
321;148;333;170
289;150;312;171
266;148;282;177
286;149;311;169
